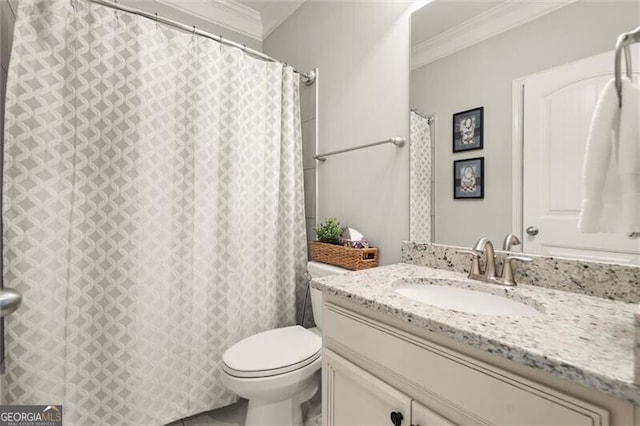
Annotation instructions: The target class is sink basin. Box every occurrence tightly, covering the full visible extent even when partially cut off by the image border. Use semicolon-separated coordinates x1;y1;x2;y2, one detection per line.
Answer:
395;285;541;317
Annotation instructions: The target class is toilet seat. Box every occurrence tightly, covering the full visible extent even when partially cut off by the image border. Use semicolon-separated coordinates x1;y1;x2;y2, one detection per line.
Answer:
222;325;321;378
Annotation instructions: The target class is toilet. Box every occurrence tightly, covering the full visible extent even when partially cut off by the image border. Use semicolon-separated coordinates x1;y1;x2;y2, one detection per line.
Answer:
220;261;348;426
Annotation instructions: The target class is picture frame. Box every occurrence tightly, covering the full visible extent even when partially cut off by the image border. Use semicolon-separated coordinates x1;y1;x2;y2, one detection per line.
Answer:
453;157;484;199
452;107;483;152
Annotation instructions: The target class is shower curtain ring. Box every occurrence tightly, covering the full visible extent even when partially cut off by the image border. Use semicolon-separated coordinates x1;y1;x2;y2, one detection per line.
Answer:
192;26;196;36
155;13;159;30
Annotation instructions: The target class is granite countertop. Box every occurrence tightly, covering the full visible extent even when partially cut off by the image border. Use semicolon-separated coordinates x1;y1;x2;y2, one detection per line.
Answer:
311;263;640;404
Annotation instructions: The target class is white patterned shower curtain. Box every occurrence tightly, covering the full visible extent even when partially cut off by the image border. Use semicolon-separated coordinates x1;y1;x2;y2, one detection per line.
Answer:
409;111;433;243
2;1;307;424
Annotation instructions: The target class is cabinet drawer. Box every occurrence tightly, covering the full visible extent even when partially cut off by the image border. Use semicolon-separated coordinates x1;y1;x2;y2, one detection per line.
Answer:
412;400;457;426
324;303;609;426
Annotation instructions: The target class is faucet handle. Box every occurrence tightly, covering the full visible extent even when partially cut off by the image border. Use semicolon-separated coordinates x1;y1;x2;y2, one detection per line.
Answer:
506;255;533;261
455;249;481;257
456;249;482;277
501;255;533;286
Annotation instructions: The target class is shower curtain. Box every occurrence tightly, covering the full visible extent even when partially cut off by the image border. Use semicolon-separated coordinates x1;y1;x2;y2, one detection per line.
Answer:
2;1;307;424
409;111;433;243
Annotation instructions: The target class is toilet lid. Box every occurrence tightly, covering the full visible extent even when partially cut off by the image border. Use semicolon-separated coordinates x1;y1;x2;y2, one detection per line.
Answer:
222;326;321;378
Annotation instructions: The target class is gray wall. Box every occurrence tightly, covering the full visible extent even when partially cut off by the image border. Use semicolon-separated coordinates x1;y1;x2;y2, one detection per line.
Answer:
264;2;414;265
411;1;639;248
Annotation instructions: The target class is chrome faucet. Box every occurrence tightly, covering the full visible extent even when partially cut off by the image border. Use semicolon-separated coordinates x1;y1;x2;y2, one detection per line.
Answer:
457;237;532;286
456;237;497;282
502;233;521;251
472;237;497;280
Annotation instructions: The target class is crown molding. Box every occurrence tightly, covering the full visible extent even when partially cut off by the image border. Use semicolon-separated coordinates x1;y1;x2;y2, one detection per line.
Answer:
411;0;577;70
157;0;263;41
261;2;304;40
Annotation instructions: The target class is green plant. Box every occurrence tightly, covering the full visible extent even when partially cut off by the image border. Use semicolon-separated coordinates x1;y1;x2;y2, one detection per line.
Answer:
314;217;342;244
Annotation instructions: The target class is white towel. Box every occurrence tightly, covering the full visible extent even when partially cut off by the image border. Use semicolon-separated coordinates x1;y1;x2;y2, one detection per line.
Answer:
578;78;640;234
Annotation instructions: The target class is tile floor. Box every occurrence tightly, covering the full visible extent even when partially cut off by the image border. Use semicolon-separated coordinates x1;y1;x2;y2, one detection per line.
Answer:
166;400;247;426
166;391;321;426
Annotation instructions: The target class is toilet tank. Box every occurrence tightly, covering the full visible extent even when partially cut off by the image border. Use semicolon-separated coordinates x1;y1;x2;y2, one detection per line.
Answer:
307;261;349;329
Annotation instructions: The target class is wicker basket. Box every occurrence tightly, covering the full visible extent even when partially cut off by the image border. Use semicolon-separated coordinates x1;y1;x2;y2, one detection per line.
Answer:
309;241;379;271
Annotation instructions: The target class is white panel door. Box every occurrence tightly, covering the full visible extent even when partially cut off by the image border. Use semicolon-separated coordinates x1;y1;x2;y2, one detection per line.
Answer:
522;48;640;264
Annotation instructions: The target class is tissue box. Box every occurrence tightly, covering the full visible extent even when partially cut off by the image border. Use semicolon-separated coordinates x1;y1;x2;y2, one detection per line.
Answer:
338;239;369;249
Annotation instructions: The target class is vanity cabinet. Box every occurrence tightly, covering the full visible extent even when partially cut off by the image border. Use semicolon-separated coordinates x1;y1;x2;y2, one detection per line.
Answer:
322;301;619;426
324;349;454;426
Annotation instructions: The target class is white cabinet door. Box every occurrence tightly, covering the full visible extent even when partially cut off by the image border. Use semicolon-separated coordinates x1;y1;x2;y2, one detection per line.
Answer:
411;400;456;426
323;349;412;426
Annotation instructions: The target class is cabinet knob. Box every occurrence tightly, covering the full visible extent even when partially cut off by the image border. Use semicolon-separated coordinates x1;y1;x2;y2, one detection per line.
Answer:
390;411;403;426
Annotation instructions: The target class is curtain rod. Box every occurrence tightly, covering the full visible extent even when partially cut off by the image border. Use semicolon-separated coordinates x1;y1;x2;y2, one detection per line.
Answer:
411;109;434;124
314;137;405;162
81;0;316;85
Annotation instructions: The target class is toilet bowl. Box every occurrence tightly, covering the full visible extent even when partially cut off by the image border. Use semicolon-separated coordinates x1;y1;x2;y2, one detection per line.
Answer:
220;261;348;426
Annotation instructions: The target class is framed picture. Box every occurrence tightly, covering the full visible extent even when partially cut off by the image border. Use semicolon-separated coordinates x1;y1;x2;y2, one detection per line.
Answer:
454;157;484;199
452;107;483;152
